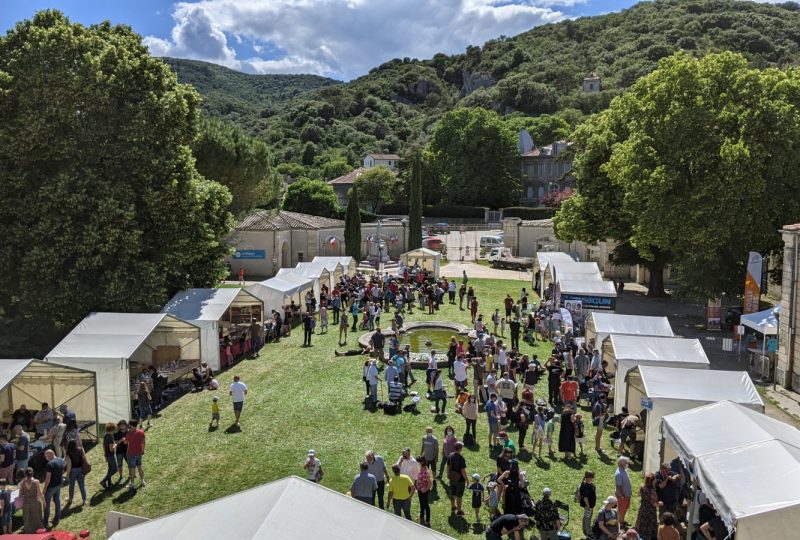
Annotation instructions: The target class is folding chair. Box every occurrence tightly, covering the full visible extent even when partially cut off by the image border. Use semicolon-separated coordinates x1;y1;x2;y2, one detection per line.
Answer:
554;500;572;540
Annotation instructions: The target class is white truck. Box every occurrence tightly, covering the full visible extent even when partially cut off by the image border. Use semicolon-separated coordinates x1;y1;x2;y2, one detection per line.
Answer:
487;248;534;270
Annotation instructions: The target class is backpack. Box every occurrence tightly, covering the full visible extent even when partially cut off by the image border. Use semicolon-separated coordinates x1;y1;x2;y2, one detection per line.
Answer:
574;483;582;503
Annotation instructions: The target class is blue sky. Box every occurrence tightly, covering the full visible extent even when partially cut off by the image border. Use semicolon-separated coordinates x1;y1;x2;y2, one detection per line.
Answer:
1;0;639;80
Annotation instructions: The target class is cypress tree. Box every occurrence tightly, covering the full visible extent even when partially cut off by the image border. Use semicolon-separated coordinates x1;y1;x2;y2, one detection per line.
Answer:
407;151;423;250
345;185;362;260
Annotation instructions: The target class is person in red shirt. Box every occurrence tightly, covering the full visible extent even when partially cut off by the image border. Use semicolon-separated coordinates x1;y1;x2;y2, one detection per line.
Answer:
560;377;580;410
124;419;146;490
238;267;245;285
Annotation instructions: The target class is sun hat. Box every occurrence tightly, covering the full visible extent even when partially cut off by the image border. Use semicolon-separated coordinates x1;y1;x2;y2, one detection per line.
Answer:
472;473;481;480
308;449;315;456
603;496;618;506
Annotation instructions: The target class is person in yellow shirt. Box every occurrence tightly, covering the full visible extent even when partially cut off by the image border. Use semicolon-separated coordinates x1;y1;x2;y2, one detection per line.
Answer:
210;396;220;428
386;464;415;520
486;352;494;373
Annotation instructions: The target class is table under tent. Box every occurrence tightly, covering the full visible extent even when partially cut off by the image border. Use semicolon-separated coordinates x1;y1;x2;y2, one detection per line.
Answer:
533;252;576;297
0;359;98;442
624;365;763;472
161;288;264;371
246;275;314;317
312;256;357;277
45;312;201;424
662;401;800;540
400;248;442;279
586;312;674;349
601;334;710;413
108;476;455;540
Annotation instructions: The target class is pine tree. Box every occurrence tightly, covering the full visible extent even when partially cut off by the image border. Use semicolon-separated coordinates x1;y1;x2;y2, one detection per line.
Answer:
407;151;423;250
345;185;362;260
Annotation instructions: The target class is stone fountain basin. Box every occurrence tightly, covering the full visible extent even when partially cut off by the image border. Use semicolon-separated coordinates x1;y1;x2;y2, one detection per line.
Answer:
359;321;470;369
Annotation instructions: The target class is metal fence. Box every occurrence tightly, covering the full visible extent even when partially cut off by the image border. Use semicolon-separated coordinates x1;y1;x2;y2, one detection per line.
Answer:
427;224;504;262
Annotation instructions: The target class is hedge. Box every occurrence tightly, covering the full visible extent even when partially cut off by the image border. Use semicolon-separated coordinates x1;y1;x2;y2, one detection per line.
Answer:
501;207;555;220
335;208;377;223
380;204;485;218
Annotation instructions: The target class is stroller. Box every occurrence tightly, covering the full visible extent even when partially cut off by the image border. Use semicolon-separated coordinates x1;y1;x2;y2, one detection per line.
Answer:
555;499;571;540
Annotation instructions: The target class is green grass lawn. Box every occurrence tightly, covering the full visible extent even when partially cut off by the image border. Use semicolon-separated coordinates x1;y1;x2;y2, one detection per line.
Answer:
61;278;642;539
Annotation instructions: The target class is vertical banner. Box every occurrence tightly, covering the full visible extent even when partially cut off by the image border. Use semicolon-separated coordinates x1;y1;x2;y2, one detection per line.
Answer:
706;298;721;331
743;252;763;314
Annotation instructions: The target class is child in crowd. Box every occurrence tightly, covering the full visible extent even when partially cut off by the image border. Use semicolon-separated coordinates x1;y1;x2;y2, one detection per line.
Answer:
545;415;555;455
319;306;328;334
468;473;484;524
210;396;220;428
456;390;469;414
574;413;585;455
500;317;506;337
485;481;499;520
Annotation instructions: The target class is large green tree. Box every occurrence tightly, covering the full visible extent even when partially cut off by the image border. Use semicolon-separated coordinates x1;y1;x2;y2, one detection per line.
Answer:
407;151;423;250
0;11;233;354
193;117;280;215
354;166;396;213
345;185;362;260
428;108;520;208
282;179;339;218
556;51;800;298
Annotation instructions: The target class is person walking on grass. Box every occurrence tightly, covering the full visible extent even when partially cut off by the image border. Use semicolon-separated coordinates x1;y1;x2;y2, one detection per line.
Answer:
387;464;415;520
579;471;597;539
533;487;561;540
447;442;467;516
210;396;220;428
416;457;433;527
338;310;349;345
64;440;87;508
125;419;146;491
100;422;117;489
366;451;389;509
615;456;633;527
302;312;313;347
351;462;377;505
136;381;153;428
229;375;248;425
42;450;64;529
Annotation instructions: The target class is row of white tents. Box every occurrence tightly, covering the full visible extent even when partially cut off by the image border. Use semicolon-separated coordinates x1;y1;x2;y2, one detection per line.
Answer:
534;252;618;313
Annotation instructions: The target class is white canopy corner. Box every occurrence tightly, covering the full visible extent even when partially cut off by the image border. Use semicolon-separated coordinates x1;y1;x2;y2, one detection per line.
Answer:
557;279;617;297
587;313;674;347
401;248;442;278
312;256;357;277
246;275;314;315
740;305;780;335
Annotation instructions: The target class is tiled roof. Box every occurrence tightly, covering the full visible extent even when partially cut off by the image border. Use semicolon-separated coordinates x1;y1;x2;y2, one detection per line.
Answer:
585;71;600;80
236;210;344;231
367;153;400;160
782;223;800;232
328;167;368;185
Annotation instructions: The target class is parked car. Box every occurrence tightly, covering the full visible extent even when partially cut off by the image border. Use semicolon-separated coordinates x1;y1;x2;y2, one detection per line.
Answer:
430;222;450;234
479;235;504;255
724;306;743;330
487;248;534;270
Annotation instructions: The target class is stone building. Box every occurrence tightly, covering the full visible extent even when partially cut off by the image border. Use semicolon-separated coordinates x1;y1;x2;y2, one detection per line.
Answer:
777;224;800;390
518;140;574;206
583;72;601;92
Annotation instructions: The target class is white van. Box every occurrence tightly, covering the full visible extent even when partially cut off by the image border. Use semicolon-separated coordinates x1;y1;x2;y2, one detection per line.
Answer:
480;235;504;255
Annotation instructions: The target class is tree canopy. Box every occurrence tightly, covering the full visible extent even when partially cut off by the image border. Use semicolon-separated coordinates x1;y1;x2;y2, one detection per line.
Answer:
354;167;397;213
555;51;800;298
427;108;520;208
282;179;339;218
0;10;233;355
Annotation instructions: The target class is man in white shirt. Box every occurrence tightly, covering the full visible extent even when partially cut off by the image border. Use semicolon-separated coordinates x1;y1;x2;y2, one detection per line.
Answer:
497;345;507;371
229;375;248;425
453;357;469;391
396;447;420;481
496;372;517;419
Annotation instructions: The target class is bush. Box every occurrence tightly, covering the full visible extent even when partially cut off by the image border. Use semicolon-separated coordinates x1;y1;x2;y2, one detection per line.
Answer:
501;207;555;220
335;207;377;222
379;204;485;218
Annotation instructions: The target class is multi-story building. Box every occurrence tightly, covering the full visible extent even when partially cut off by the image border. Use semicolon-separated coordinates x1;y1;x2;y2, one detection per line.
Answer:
518;139;574;206
363;153;400;171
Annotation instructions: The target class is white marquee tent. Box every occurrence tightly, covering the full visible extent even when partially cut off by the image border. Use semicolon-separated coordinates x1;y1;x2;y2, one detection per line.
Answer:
277;266;328;301
556;272;603;283
586;313;674;348
625;366;763;472
313;256;357;277
602;335;709;413
663;401;800;539
45;313;201;423
246;275;314;315
0;359;97;436
741;305;780;335
298;260;343;289
544;261;601;294
108;476;454;540
400;248;442;278
161;288;264;371
534;252;576;296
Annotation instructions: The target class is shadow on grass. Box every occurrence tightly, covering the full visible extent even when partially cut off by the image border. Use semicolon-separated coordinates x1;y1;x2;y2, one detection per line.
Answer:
208;424;219;432
447;514;470;533
517;449;532;463
471;522;487;535
224;424;242;434
112;488;138;504
596;450;613;465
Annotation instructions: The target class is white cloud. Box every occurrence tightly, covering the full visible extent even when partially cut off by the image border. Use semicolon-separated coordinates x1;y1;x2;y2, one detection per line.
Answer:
145;0;569;79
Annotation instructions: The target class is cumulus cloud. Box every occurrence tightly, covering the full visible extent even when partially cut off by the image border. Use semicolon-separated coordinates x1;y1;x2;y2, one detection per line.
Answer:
145;0;570;79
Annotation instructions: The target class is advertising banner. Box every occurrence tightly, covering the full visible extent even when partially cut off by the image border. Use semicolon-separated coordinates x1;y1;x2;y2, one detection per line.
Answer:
706;298;721;331
234;249;266;260
743;252;763;314
560;294;615;310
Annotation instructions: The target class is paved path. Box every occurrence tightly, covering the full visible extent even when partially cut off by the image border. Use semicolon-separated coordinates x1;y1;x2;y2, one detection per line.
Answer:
440;261;532;281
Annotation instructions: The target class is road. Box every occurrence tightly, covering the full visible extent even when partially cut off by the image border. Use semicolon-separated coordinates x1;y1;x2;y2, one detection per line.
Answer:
432;228;503;262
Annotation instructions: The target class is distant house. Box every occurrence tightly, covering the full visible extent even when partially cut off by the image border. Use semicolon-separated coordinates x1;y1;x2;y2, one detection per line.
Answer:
327;167;369;207
363;153;400;171
583;72;601;93
519;139;573;206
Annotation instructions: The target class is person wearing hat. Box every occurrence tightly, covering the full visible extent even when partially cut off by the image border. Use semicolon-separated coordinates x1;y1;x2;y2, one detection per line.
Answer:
485;513;528;540
304;449;323;483
533;487;561;540
468;473;485;524
596;496;620;540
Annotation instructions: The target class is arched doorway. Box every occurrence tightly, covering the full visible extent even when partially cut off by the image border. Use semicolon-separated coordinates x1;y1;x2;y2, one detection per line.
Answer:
281;241;290;268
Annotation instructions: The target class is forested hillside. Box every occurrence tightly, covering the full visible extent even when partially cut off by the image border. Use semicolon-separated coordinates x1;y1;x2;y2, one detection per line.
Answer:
168;0;800;176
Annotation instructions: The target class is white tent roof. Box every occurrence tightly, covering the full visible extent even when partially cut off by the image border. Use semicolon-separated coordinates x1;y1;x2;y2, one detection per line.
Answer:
249;275;313;297
312;256;356;275
161;288;261;322
607;335;708;365
556;272;603;283
0;359;37;386
402;247;441;259
741;305;780;335
591;313;674;339
636;366;762;405
108;476;454;540
663;401;800;464
292;262;331;280
558;279;617;297
551;261;601;276
46;312;196;360
536;252;575;271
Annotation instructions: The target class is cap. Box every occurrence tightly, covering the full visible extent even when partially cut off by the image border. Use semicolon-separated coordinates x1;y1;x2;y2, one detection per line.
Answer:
603;496;618;506
212;396;219;401
472;473;481;480
542;487;552;497
487;481;497;488
308;449;315;456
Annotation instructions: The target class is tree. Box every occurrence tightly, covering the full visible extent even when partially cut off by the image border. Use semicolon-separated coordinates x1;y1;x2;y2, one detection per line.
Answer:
282;179;339;218
428;108;520;208
321;158;353;181
0;10;233;355
408;151;423;250
556;51;800;298
504;114;570;146
354;166;397;213
345;185;362;260
193;117;280;215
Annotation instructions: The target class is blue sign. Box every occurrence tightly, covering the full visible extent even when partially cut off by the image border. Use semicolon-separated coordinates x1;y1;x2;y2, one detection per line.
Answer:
233;249;266;259
561;294;616;310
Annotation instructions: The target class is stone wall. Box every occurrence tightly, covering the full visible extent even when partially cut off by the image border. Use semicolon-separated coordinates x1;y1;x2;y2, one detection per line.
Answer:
777;230;800;390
